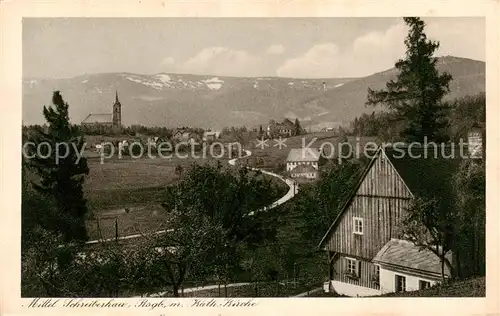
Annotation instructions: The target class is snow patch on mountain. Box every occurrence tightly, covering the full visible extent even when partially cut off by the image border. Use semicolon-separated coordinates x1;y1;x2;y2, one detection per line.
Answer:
81;79;89;84
126;76;143;84
125;75;163;90
203;77;224;90
155;74;172;84
334;83;345;88
156;74;171;82
120;73;224;91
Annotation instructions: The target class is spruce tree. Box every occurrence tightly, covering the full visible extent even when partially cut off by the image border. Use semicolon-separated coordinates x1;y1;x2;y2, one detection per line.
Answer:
294;118;302;136
29;91;90;242
366;17;452;143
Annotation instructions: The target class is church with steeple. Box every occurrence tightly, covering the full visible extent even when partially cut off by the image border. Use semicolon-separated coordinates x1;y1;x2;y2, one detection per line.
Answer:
81;90;122;129
112;91;122;129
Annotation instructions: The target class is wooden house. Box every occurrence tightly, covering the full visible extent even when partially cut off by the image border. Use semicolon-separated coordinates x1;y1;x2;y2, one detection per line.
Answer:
319;145;461;296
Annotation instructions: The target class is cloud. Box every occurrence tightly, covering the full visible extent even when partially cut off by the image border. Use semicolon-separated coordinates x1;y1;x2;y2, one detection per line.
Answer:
276;43;341;78
425;18;485;61
276;25;407;78
267;44;285;55
276;18;484;78
347;22;407;76
183;47;262;77
162;47;263;77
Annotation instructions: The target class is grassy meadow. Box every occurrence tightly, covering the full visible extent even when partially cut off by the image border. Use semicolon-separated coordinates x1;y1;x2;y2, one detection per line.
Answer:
84;152;287;240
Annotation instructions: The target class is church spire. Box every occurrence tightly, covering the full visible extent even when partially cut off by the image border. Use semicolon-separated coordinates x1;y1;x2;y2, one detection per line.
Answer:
112;90;122;129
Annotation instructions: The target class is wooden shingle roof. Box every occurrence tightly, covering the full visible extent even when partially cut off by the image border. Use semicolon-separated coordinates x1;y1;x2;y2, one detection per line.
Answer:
384;146;461;212
318;145;463;249
373;238;452;276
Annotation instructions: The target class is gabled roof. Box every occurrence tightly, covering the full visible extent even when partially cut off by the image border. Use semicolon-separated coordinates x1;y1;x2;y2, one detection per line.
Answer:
384;145;460;211
318;145;462;249
82;113;113;124
318;147;381;248
373;238;451;276
291;164;318;174
286;148;321;162
282;118;295;127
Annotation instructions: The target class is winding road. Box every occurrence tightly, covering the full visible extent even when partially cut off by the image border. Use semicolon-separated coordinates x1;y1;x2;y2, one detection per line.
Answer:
86;148;298;244
228;149;298;214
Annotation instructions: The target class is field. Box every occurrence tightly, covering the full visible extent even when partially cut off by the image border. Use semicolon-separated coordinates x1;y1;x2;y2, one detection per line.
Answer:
84;156;199;208
83;152;287;240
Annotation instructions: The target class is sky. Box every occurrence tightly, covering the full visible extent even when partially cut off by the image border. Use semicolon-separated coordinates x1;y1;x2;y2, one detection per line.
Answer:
23;17;485;79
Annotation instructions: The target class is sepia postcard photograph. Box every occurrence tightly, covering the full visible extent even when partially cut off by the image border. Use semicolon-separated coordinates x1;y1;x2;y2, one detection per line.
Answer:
1;1;499;316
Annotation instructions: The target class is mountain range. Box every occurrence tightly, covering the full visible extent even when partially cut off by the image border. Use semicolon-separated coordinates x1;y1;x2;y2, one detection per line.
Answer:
22;56;485;131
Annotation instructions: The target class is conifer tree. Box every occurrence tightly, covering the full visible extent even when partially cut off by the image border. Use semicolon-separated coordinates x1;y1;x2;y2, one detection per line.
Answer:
28;91;90;242
293;118;302;136
366;17;452;143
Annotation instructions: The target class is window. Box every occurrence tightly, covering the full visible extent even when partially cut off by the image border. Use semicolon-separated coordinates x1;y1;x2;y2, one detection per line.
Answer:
346;258;357;275
419;280;431;290
372;265;380;288
353;217;363;235
395;275;406;292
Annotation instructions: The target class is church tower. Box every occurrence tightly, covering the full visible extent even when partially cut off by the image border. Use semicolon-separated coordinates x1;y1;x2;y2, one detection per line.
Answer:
112;90;122;129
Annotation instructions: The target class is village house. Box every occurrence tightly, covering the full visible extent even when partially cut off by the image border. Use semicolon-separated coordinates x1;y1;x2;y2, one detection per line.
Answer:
203;131;221;142
317;141;483;297
172;129;185;141
267;119;295;138
172;129;200;145
81;91;122;129
286;148;321;180
289;164;318;180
